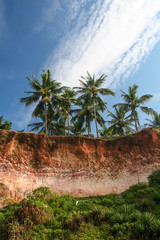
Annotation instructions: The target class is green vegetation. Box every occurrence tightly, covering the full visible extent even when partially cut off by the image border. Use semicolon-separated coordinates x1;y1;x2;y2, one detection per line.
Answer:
107;105;135;137
1;170;160;239
114;84;154;132
145;111;160;129
0;116;12;130
19;69;157;138
20;69;62;134
74;71;115;137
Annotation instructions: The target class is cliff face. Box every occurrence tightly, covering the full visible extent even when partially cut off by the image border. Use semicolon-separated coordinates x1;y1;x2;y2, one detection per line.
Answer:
0;128;160;205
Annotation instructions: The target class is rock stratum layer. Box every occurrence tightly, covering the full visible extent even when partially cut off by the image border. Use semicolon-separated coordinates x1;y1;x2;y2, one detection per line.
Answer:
0;128;160;205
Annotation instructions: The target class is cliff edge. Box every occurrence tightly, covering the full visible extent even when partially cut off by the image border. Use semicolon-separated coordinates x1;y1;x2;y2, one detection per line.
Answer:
0;128;160;205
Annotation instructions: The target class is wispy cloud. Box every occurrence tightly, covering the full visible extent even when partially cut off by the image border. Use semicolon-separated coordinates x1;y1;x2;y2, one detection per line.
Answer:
12;102;36;130
34;0;62;33
0;0;5;39
43;0;160;88
34;0;84;35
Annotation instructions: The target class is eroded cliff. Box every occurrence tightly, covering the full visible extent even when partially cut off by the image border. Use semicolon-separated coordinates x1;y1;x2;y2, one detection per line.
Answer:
0;128;160;206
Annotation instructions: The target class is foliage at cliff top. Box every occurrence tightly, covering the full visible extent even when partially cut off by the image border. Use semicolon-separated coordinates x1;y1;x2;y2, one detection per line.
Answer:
0;116;12;130
1;170;160;239
19;69;156;138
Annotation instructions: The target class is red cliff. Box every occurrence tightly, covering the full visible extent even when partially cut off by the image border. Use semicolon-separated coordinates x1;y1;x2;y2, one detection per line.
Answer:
0;128;160;205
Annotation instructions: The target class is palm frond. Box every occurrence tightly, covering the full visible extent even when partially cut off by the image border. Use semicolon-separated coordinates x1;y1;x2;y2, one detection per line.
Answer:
99;88;115;96
140;107;155;116
138;94;153;104
20;94;40;106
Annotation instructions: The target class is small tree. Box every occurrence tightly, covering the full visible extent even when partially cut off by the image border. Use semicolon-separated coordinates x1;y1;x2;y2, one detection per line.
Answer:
0;116;12;130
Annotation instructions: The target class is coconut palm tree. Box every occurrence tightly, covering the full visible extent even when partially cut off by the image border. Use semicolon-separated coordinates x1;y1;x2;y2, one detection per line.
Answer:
107;105;135;136
99;124;114;139
70;121;86;136
20;69;62;134
145;111;160;128
72;97;105;137
71;100;94;137
114;84;153;132
27;103;65;135
58;88;76;135
74;72;115;137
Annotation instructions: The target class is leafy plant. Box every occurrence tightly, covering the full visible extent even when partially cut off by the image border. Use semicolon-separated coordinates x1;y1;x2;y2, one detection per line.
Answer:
0;116;12;130
151;219;160;238
148;170;160;187
151;190;160;203
136;199;154;212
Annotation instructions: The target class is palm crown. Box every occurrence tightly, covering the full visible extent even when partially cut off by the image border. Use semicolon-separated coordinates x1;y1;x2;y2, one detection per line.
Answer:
114;84;153;131
74;71;115;137
20;69;61;134
145;111;160;128
107;105;135;136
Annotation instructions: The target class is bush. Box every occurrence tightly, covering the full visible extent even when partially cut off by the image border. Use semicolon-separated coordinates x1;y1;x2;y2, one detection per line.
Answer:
151;219;160;238
30;187;53;201
122;182;148;201
136;199;155;212
129;210;142;222
130;222;146;239
151;190;160;203
148;170;160;187
0;212;5;223
118;204;135;215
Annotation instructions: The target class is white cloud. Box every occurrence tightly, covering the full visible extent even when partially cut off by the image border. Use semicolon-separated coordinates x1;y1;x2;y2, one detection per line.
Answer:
44;0;160;89
13;104;36;130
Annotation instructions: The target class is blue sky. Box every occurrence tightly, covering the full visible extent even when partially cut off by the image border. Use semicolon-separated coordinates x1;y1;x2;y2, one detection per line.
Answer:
0;0;160;132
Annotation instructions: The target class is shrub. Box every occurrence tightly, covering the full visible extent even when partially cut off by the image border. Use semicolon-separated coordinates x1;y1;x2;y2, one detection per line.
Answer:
111;213;126;224
101;199;113;207
0;212;5;223
104;208;115;222
122;182;148;203
136;199;154;212
151;190;160;203
84;206;106;226
151;219;160;238
148;170;160;187
129;210;142;222
118;204;135;215
66;214;85;232
140;212;155;228
29;187;53;201
130;222;146;239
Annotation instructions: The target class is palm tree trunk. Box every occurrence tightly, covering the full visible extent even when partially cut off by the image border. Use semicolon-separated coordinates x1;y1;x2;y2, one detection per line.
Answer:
135;120;139;132
68;114;70;136
44;102;47;134
134;112;139;132
64;116;67;136
93;96;99;138
87;119;90;137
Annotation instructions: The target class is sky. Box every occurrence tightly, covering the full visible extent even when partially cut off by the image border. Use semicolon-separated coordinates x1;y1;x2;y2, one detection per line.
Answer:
0;0;160;132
